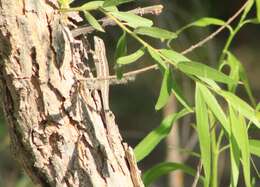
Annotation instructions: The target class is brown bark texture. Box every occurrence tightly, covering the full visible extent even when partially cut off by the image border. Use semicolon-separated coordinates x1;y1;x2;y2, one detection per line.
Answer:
0;0;143;186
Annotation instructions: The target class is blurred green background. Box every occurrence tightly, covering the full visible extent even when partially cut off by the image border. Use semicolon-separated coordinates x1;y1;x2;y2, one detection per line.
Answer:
0;0;260;186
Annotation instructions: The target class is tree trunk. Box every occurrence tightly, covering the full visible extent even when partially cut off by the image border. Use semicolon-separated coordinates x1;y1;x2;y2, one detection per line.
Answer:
0;1;143;186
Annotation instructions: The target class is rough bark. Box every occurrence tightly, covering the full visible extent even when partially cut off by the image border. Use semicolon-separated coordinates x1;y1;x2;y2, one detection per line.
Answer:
0;0;143;186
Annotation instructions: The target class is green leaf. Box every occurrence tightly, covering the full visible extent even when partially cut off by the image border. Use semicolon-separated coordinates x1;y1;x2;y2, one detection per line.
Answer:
142;162;203;186
147;47;167;70
229;134;240;187
177;61;237;84
223;52;256;106
153;62;193;112
81;1;104;11
178;17;230;34
58;0;70;8
196;83;211;187
116;48;145;65
200;78;221;90
83;11;104;32
171;75;193;112
229;109;251;187
160;49;190;65
155;69;172;110
134;108;191;162
257;0;260;22
115;31;127;79
221;52;240;92
111;11;153;28
229;107;241;187
241;0;254;20
103;0;133;7
134;26;177;41
249;139;260;157
199;84;230;134
191;17;226;27
220;91;260;128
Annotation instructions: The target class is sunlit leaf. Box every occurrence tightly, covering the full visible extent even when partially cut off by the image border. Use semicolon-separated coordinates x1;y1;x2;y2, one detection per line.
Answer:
81;1;104;11
134;26;177;41
103;0;133;7
177;17;231;34
220;91;260;128
249;139;260;157
199;84;230;134
142;162;203;186
230;109;251;187
117;47;145;65
155;69;172;110
229;107;241;187
84;11;104;32
177;61;237;84
58;0;70;8
111;11;153;28
222;52;256;106
160;49;190;65
171;75;193;112
196;83;211;187
257;0;260;22
134;108;191;162
221;52;240;92
241;0;254;20
115;31;127;78
147;47;167;71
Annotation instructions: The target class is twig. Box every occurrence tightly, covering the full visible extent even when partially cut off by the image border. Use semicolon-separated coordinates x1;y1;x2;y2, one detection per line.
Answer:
71;5;163;37
181;1;248;54
191;161;203;187
116;1;249;79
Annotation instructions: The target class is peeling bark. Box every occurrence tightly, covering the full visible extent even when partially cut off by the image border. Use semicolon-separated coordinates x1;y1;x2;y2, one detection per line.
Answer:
0;1;143;186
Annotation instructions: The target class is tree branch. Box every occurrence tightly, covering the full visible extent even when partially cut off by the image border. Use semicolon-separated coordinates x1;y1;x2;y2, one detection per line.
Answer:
71;5;163;37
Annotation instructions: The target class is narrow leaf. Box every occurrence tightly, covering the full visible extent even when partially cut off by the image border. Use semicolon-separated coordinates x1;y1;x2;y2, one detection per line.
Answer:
147;47;167;71
103;0;133;7
177;61;237;84
115;31;127;78
134;26;177;41
199;84;230;134
155;69;172;110
171;75;193;112
221;52;240;92
230;107;251;187
190;17;226;27
241;0;254;20
220;91;260;128
58;0;70;8
134;109;191;162
142;162;203;186
178;17;230;34
196;83;211;187
229;107;241;187
117;48;145;65
81;1;104;11
84;11;104;32
249;139;260;157
257;0;260;22
224;52;255;106
111;11;153;28
160;49;190;65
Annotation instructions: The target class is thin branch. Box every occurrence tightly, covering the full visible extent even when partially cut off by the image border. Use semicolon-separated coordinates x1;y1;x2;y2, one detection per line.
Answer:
71;5;163;37
181;1;248;54
116;0;249;79
191;161;203;187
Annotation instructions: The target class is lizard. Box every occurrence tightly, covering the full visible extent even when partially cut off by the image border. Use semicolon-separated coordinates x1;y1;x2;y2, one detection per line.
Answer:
93;36;110;113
